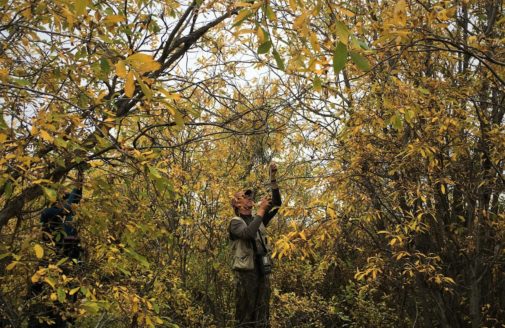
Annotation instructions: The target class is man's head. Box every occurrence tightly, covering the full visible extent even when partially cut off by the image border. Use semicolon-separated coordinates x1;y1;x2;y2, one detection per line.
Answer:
231;189;254;216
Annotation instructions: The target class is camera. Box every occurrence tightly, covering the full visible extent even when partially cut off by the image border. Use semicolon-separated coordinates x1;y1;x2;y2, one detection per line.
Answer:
257;254;272;275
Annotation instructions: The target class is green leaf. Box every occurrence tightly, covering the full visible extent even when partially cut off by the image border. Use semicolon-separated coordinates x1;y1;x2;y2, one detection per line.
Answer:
57;287;66;303
350;51;370;71
124;247;150;268
154;176;173;193
358;39;370;50
0;113;7;130
333;42;348;75
100;58;111;74
148;165;162;179
257;41;272;55
404;109;415;124
334;21;350;42
272;48;285;70
118;266;132;276
3;181;12;199
13;78;30;86
265;5;277;21
390;114;402;130
56;257;69;266
174;109;184;126
0;253;11;261
54;137;68;148
313;76;322;92
82;301;100;314
418;87;430;95
42;186;57;203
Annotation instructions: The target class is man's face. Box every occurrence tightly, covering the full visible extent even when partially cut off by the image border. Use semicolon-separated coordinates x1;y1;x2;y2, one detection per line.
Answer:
234;190;254;215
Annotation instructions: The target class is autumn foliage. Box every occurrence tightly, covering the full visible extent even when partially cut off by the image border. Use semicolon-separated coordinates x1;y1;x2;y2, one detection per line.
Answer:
0;0;504;327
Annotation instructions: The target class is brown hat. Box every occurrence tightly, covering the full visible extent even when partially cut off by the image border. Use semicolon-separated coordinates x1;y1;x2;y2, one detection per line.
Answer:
231;189;254;210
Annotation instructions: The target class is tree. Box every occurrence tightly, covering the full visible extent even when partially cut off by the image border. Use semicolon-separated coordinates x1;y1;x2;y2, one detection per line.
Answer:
1;0;504;327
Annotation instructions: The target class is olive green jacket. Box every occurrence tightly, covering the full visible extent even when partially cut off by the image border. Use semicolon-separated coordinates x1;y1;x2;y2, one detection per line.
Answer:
229;215;271;271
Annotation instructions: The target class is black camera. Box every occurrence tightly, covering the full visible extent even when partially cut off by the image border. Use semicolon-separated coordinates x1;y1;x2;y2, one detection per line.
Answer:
257;254;272;275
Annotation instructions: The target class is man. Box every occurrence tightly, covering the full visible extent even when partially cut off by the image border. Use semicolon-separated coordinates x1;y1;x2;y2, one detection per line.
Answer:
28;169;84;327
229;163;281;328
40;169;84;260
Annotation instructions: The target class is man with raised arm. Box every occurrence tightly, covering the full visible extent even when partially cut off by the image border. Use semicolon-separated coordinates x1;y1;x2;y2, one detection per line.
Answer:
229;163;281;328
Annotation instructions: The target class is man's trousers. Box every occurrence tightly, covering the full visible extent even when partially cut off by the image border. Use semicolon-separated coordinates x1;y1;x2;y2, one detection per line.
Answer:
234;270;271;328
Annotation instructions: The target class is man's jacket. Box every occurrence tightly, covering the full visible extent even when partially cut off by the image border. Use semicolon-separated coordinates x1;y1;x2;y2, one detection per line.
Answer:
229;216;272;271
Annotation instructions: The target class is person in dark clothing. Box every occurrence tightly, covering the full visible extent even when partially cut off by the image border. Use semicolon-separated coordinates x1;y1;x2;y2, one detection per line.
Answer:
28;169;84;327
40;180;83;259
229;163;281;328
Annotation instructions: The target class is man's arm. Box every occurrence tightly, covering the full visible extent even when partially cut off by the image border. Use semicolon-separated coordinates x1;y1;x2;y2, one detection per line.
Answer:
229;196;271;240
229;215;263;240
65;188;82;205
62;169;84;236
262;189;281;226
65;169;84;206
263;163;282;226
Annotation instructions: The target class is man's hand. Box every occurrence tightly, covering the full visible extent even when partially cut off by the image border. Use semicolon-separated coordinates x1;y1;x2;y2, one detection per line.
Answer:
256;196;272;218
269;163;277;181
269;163;278;189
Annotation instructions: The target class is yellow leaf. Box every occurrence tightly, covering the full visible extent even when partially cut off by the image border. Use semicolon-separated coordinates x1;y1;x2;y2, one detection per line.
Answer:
288;0;297;11
115;60;127;78
104;15;125;24
69;287;80;295
0;68;8;80
135;74;152;99
309;32;320;52
42;186;57;203
334;21;350;44
159;88;181;101
234;29;256;37
6;261;17;271
234;9;251;25
257;28;266;44
444;277;456;285
21;7;32;19
31;272;41;283
125;72;135;98
44;277;56;289
299;230;307;240
234;1;252;7
74;0;89;16
34;244;44;259
393;0;407;26
40;130;54;142
50;293;58;301
327;205;336;219
339;7;355;17
293;12;309;30
62;7;75;28
126;53;161;73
